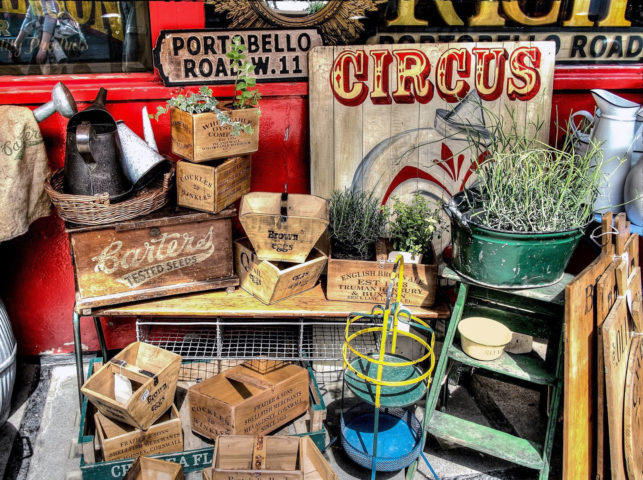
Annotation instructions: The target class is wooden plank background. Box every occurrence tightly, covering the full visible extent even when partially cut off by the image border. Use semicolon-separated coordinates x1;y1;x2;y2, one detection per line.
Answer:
310;41;555;250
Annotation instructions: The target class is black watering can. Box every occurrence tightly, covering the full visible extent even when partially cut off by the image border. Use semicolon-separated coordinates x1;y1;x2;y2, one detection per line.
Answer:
64;88;132;202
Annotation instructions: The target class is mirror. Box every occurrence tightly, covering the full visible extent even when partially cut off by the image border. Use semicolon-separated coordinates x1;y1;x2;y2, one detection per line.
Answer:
262;1;330;17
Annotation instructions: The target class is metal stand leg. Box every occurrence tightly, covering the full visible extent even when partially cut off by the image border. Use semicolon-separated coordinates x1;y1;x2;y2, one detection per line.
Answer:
73;310;84;412
371;406;380;480
93;316;108;361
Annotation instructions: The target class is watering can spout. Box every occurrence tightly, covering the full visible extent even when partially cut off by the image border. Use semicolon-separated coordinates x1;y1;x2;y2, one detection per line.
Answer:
141;106;159;153
591;89;639;119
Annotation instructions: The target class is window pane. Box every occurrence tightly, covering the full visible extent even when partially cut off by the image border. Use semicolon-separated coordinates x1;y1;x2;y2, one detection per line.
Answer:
0;0;152;75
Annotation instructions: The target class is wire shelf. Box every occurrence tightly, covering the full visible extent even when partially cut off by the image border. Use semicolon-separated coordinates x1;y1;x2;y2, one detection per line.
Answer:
136;319;381;363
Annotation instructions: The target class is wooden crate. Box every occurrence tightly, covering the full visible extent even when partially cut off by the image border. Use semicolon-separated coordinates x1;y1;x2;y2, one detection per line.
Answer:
82;342;181;430
68;208;239;313
95;404;183;462
78;358;329;480
171;106;260;163
239;193;329;264
177;156;251;214
234;238;327;304
188;361;309;439
124;456;183;480
205;436;337;480
326;240;437;307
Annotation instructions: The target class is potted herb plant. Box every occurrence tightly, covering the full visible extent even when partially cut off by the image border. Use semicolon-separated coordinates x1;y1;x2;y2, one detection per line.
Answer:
388;193;443;265
325;189;439;307
152;35;261;163
445;109;603;288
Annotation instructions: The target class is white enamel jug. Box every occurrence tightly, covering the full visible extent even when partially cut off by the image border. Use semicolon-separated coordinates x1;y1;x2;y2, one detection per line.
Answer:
584;90;640;213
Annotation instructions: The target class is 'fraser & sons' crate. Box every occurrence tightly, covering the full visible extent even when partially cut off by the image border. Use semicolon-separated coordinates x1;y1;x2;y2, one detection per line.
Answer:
81;342;181;430
171;106;260;163
177;155;251;214
67;208;239;313
234;238;327;304
94;404;183;462
188;361;309;439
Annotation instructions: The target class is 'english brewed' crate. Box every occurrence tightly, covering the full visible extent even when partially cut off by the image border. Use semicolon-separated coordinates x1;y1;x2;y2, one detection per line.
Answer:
188;361;309;439
95;404;183;462
234;238;327;304
81;342;181;430
177;156;251;214
68;208;239;314
239;193;329;264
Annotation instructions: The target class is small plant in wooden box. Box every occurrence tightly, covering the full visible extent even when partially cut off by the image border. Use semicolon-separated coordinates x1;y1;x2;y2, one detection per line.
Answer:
81;342;181;430
152;36;260;163
177;155;251;213
325;189;439;307
188;361;309;440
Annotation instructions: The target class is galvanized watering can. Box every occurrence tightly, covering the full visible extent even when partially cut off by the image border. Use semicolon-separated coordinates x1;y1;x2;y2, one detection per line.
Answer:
116;108;169;190
64;88;133;202
577;89;641;213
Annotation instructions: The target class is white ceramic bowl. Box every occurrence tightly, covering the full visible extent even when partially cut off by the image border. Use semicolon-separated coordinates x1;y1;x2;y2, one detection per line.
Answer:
458;316;512;361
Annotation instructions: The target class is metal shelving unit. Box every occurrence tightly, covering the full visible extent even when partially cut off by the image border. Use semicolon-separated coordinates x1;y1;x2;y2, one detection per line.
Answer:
136;318;382;381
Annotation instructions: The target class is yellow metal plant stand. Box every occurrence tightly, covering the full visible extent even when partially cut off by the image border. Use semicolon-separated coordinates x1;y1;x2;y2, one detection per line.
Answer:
340;256;438;479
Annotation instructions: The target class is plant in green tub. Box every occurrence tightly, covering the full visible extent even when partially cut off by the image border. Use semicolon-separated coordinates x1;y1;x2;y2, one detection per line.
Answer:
445;107;605;288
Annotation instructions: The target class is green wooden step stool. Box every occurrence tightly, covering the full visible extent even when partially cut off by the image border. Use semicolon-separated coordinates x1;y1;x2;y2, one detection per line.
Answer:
407;267;570;480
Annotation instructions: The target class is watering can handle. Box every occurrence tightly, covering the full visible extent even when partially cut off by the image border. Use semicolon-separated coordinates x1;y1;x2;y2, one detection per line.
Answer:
569;110;594;141
76;122;97;166
443;196;472;237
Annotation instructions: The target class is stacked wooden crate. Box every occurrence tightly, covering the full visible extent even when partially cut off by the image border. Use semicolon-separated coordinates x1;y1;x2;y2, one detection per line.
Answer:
236;192;329;304
173;107;257;214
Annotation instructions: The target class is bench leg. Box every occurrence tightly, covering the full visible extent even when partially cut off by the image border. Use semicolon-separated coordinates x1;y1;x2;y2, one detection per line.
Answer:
73;311;83;412
93;316;108;361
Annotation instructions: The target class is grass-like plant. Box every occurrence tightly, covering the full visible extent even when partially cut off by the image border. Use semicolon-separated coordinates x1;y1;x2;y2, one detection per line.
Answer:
389;193;443;258
463;107;604;233
329;188;388;260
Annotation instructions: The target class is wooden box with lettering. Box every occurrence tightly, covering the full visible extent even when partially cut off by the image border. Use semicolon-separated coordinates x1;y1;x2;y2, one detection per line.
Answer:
239;192;329;264
203;436;337;480
326;239;437;307
67;208;239;313
171;106;260;163
177;155;251;214
188;361;309;439
81;342;182;430
95;404;183;461
234;238;326;304
124;456;183;480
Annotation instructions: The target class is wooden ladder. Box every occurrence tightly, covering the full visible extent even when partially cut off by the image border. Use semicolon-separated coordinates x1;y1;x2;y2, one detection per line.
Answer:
408;268;569;480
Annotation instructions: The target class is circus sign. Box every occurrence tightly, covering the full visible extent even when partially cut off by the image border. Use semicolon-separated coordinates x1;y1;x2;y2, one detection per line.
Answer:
309;41;555;249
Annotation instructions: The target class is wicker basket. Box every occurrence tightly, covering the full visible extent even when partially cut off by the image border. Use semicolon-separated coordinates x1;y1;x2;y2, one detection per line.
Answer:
45;165;174;226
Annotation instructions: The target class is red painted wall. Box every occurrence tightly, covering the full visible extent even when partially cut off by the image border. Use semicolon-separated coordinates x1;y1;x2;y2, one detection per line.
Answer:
0;2;642;355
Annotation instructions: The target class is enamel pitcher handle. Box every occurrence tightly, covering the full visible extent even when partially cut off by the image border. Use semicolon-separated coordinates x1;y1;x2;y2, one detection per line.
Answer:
569;111;594;141
76;122;96;165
